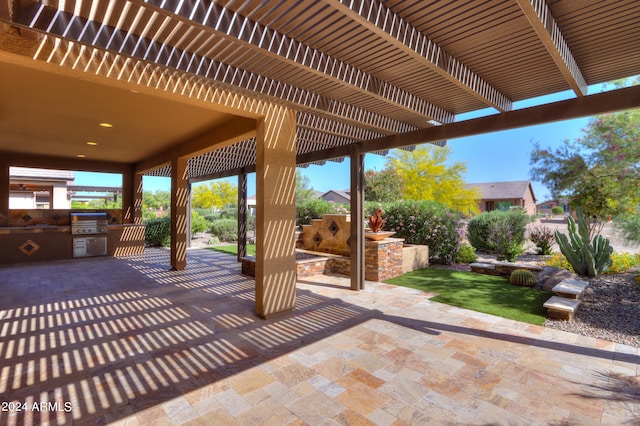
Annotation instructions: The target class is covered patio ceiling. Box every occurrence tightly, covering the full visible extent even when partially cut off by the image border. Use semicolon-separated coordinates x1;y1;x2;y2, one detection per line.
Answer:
0;0;639;179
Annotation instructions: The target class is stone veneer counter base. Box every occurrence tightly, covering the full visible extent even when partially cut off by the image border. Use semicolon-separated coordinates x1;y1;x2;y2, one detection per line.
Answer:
243;238;407;282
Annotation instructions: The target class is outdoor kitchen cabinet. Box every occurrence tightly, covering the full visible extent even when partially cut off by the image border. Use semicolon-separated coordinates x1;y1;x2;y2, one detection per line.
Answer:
0;209;145;264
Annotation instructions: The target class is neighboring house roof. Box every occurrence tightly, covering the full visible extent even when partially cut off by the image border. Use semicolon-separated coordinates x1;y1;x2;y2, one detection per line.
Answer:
320;189;351;204
467;181;536;202
248;190;324;206
537;198;570;208
10;167;75;181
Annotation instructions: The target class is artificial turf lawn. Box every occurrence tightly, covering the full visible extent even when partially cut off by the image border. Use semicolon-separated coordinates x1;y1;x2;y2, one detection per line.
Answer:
385;268;553;325
207;244;256;256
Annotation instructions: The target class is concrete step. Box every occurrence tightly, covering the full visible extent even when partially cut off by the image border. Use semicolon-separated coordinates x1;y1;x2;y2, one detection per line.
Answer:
552;279;589;300
543;296;581;321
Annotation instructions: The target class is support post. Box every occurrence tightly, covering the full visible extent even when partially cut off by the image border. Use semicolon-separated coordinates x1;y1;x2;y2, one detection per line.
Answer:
255;106;297;319
132;173;143;225
170;157;188;270
187;182;192;248
238;170;248;262
122;166;143;224
350;144;365;290
0;158;9;227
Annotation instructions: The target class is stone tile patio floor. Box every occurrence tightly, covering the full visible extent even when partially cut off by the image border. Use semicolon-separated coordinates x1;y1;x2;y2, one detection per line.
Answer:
0;248;637;425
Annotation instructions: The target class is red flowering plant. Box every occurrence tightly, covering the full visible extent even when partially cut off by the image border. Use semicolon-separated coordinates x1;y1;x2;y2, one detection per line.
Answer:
368;209;386;232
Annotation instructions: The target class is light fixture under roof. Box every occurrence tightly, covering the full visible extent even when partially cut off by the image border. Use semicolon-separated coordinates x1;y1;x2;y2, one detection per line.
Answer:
87;141;98;146
99;122;113;128
76;154;86;158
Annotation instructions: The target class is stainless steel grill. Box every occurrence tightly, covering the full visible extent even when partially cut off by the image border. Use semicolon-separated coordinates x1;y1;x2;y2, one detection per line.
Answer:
70;212;108;235
71;212;108;258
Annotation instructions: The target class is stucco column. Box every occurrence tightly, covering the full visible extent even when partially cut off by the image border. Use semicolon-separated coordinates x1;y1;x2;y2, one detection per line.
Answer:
255;105;297;319
0;158;9;226
122;166;143;224
171;156;188;270
133;172;143;225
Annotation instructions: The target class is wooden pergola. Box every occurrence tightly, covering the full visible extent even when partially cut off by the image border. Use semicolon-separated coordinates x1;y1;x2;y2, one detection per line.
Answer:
1;0;639;318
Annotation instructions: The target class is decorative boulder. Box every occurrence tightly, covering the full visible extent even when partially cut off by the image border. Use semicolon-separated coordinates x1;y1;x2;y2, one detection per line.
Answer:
536;266;580;292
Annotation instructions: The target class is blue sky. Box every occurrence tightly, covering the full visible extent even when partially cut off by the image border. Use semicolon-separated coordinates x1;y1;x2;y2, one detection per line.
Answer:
74;85;611;203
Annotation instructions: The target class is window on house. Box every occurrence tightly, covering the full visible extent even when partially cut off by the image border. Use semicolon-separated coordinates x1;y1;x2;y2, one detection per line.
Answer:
495;201;514;211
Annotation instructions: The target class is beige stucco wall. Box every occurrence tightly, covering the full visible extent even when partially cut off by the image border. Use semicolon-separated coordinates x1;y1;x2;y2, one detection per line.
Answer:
255;105;297;319
522;189;537;216
52;182;69;208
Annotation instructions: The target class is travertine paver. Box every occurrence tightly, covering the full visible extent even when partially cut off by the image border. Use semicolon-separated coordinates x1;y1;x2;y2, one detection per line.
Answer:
0;248;638;425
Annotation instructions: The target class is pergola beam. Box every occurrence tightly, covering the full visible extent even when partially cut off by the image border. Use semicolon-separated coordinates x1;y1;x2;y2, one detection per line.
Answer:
297;84;640;163
515;0;588;96
135;116;256;174
326;0;512;112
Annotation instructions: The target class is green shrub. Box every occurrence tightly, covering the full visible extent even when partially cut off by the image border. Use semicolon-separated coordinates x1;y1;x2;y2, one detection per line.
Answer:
202;212;218;222
614;207;640;245
144;212;211;246
296;199;349;226
467;209;528;261
454;243;477;263
191;210;210;235
528;225;555;255
218;207;238;219
509;269;537;287
551;206;564;215
385;200;461;264
142;209;160;221
144;216;171;247
210;219;237;242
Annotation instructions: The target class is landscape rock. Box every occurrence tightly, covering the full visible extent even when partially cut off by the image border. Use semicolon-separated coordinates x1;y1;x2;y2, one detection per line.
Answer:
536;266;580;292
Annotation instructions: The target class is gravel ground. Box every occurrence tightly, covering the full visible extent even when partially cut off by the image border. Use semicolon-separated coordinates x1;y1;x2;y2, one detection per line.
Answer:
543;272;640;348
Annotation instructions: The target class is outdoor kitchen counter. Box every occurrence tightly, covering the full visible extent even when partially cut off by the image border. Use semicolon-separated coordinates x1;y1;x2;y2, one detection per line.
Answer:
0;225;71;234
0;224;145;264
107;224;146;257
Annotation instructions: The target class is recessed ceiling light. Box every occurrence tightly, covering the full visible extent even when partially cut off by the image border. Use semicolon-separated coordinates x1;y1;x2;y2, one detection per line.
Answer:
77;154;86;158
99;122;113;128
87;141;98;146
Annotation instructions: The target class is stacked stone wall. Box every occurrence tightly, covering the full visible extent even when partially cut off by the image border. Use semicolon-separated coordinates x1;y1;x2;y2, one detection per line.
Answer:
242;238;407;282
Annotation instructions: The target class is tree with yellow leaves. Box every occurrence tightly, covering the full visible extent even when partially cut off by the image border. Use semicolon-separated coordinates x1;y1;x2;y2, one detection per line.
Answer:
386;144;479;215
192;180;238;210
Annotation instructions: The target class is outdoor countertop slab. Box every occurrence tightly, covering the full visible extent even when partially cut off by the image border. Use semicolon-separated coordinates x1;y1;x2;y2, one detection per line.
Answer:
0;225;71;234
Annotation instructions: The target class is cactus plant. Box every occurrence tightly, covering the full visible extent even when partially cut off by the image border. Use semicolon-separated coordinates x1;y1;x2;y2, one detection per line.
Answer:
554;206;613;277
509;269;537;287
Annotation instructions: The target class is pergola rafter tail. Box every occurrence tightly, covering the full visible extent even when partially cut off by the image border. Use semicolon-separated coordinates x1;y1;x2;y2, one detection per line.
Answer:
325;0;513;112
516;0;588;96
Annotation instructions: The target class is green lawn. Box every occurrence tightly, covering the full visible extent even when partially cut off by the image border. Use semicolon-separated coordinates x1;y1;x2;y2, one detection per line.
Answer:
207;244;256;256
385;268;552;325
